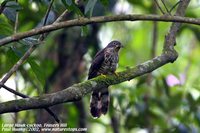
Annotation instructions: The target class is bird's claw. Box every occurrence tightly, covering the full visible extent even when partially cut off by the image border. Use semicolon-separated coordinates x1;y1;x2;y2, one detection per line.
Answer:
100;74;107;78
113;72;119;77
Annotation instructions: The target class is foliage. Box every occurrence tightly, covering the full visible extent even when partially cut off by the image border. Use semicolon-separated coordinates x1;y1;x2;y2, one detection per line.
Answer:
0;0;200;133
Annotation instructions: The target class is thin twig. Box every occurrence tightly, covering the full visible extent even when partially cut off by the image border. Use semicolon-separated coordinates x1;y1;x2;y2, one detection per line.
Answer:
161;0;170;14
0;0;7;15
1;84;28;98
170;0;182;13
54;9;68;23
154;0;165;14
14;9;19;33
40;0;54;40
43;0;54;26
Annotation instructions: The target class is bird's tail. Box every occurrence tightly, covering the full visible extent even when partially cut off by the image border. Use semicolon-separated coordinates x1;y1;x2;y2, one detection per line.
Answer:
90;87;110;118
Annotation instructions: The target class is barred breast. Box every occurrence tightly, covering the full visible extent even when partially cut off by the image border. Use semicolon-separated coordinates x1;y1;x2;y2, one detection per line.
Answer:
98;50;119;75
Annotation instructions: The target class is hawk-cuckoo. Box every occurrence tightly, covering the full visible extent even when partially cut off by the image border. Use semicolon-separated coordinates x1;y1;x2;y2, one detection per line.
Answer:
88;40;123;118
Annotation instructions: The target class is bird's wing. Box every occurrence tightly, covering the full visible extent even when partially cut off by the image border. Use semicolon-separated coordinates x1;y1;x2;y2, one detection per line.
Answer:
88;49;105;79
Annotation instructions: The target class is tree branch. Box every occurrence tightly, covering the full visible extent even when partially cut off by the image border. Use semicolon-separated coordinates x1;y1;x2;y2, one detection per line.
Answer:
0;83;60;122
0;0;8;15
0;14;200;47
0;0;191;115
164;0;190;52
0;53;178;114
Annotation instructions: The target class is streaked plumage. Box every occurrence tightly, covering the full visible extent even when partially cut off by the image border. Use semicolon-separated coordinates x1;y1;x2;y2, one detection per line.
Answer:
88;40;123;118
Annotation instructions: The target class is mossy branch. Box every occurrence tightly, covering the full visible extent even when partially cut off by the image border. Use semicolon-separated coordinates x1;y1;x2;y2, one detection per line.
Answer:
0;0;190;114
0;52;174;114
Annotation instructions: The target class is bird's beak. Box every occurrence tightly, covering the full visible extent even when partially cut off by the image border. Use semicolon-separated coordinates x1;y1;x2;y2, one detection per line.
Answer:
116;45;124;50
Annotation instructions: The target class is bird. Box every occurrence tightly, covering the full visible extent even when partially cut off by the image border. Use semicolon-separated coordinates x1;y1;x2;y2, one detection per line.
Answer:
88;40;123;118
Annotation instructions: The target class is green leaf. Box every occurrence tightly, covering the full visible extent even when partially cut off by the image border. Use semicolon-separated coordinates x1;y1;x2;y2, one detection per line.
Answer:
0;15;13;35
2;1;22;22
6;48;19;67
0;0;15;5
61;0;69;6
61;0;72;11
71;2;84;16
0;48;20;77
62;0;83;16
28;59;45;86
85;0;97;17
81;26;88;36
167;93;182;110
100;0;109;6
5;3;23;11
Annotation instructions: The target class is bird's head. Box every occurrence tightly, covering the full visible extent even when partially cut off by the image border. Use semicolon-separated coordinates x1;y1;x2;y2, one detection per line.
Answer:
106;40;123;52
